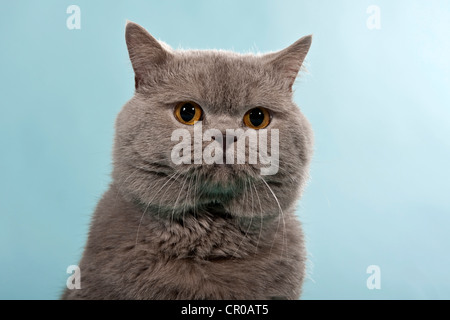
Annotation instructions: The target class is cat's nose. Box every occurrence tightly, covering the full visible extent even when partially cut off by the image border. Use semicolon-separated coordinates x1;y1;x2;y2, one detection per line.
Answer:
211;133;237;164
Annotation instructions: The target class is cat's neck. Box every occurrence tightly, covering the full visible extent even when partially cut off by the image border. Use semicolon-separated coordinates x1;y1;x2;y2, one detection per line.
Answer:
100;182;287;260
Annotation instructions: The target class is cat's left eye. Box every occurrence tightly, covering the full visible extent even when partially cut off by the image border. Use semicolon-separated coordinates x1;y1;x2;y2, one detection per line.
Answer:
174;101;203;125
243;107;271;129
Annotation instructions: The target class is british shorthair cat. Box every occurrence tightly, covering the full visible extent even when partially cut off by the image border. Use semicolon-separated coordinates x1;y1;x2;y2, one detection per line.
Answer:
62;21;313;300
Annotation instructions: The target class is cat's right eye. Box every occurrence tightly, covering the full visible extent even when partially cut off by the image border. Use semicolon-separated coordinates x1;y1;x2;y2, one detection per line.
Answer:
174;101;203;125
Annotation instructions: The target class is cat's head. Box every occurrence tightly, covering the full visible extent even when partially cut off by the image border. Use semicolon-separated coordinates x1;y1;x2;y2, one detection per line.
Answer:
113;22;313;219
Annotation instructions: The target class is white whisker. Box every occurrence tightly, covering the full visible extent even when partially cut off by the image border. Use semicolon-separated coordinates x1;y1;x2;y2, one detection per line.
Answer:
260;178;287;259
157;171;183;218
135;171;179;246
232;177;254;259
251;180;264;254
170;174;189;224
182;173;195;225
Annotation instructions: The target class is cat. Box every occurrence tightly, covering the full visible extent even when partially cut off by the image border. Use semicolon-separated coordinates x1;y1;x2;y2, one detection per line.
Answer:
62;21;313;300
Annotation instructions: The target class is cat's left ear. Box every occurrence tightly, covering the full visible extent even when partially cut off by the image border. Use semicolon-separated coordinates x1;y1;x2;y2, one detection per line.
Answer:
263;35;312;91
125;21;172;89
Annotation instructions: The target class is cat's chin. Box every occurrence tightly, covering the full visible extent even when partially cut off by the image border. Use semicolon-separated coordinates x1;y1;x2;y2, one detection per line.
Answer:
198;163;257;183
205;163;236;180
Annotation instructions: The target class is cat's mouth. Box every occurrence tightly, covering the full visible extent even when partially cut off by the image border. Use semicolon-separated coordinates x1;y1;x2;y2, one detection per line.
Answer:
201;201;229;216
130;160;264;218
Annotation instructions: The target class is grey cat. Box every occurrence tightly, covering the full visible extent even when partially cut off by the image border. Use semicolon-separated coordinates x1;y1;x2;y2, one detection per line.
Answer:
62;22;313;300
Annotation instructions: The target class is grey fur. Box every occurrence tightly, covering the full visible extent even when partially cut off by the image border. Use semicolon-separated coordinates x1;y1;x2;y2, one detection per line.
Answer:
62;22;313;300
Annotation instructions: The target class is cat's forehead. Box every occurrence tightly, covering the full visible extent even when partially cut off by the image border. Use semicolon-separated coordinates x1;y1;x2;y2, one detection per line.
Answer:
159;50;293;114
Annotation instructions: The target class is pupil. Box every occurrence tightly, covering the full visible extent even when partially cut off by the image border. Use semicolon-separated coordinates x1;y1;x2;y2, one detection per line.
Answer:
180;103;196;122
249;108;264;127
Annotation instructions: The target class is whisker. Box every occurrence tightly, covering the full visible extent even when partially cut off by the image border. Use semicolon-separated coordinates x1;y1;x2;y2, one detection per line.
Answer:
170;174;189;224
157;171;183;218
182;173;195;225
115;167;140;200
251;179;264;255
260;178;287;260
135;171;178;246
193;171;199;219
232;177;254;259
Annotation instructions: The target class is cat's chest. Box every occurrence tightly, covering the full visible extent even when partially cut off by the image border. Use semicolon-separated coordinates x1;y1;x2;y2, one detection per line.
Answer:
121;215;287;299
139;214;260;260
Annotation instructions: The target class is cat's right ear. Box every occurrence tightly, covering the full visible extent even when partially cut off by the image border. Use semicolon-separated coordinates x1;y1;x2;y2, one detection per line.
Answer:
125;21;172;89
262;35;312;91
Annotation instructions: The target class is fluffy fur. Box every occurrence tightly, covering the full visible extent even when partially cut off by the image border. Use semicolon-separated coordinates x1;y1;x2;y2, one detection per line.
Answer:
62;22;313;300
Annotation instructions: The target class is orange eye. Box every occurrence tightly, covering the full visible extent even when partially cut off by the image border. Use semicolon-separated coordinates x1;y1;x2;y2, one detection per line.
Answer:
174;101;203;125
243;107;271;129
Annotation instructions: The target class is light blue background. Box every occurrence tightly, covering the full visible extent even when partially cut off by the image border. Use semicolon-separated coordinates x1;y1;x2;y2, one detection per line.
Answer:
1;0;449;299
